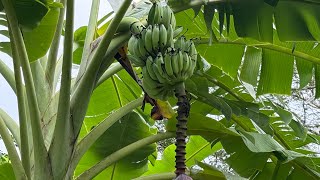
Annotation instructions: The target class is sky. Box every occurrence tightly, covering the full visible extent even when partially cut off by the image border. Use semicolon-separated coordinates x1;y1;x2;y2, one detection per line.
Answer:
0;1;113;153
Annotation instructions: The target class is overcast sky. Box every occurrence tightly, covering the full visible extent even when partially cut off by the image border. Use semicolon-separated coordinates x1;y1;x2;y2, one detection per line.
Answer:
0;1;113;153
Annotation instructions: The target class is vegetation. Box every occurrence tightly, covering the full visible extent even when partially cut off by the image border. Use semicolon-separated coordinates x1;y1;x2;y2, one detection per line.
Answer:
0;0;319;179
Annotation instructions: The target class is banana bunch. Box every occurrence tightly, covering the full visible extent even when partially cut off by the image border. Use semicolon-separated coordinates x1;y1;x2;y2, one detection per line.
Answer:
127;23;174;67
148;2;176;30
127;1;198;101
142;46;197;100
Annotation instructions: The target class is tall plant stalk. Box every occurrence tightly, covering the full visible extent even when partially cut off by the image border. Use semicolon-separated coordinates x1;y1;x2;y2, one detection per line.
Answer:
49;0;75;178
2;0;52;178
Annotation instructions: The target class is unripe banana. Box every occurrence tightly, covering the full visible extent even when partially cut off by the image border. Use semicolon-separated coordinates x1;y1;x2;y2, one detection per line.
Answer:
153;3;162;25
173;26;184;38
170;10;176;30
138;35;148;59
147;3;156;25
164;51;174;78
182;52;190;74
184;40;192;53
171;51;180;77
152;24;160;51
159;24;167;49
128;35;136;55
144;25;153;55
174;37;182;50
177;50;184;73
186;56;197;77
142;67;159;89
146;56;158;80
166;24;174;47
130;35;143;58
174;36;184;51
128;54;145;67
155;53;173;84
189;42;197;59
160;6;170;28
152;62;168;84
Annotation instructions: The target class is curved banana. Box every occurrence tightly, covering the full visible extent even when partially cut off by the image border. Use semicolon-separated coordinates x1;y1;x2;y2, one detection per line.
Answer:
147;3;156;25
152;62;168;84
155;53;173;84
173;26;184;38
128;54;145;67
166;24;174;47
171;51;180;77
152;24;160;51
177;50;184;73
159;24;167;49
164;52;174;78
138;33;148;59
146;56;158;80
188;41;197;59
161;6;170;28
142;67;159;89
128;35;136;55
144;25;153;55
181;52;190;74
174;36;184;51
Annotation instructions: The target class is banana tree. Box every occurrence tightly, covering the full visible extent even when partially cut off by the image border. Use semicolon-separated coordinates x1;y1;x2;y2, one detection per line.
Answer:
0;0;319;180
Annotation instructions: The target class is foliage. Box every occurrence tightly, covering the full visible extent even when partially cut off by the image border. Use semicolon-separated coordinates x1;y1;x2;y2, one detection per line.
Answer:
0;0;319;180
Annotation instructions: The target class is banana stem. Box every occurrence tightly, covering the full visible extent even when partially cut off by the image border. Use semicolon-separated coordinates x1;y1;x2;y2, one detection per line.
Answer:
174;83;192;179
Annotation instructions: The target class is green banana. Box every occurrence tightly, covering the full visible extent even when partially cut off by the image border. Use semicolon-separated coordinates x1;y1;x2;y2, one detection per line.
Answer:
155;53;173;84
142;67;159;89
181;51;190;74
177;50;184;73
128;35;136;55
128;54;145;67
147;3;157;25
135;36;144;58
160;6;170;28
170;10;176;30
173;26;184;38
171;51;180;77
174;36;184;51
188;41;197;59
146;56;158;80
164;51;174;78
166;24;174;47
159;24;167;49
138;33;148;59
153;3;161;25
144;25;153;55
152;24;160;51
161;5;175;29
186;56;197;77
152;62;168;84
